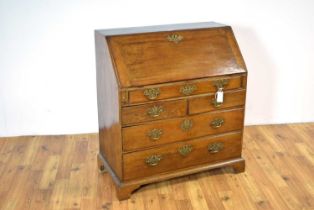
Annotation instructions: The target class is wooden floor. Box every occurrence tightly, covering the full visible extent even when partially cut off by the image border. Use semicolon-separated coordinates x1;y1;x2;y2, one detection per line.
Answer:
0;124;313;210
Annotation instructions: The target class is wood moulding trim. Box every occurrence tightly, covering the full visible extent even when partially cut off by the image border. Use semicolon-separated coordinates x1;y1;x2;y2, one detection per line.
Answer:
119;73;247;91
121;87;247;108
105;36;122;88
97;22;227;37
98;153;245;188
120;90;129;105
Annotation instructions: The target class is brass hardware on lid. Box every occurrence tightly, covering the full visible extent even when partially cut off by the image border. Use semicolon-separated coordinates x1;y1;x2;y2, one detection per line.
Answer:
167;34;183;43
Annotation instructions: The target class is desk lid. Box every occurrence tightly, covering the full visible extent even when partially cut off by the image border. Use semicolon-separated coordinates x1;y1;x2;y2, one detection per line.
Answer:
96;22;247;88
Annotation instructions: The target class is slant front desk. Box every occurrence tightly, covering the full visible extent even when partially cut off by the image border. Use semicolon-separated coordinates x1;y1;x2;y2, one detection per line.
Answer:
95;22;247;200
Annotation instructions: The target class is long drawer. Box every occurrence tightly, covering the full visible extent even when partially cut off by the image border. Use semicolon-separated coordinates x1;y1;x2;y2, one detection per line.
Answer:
122;108;244;151
123;132;242;180
128;75;243;104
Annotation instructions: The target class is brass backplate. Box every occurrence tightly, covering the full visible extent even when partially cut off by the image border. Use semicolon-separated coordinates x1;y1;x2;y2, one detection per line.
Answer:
208;142;224;153
145;155;162;166
167;34;183;43
144;88;160;100
178;144;193;156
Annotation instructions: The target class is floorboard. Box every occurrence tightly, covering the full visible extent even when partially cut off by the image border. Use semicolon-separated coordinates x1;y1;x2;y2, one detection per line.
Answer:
0;124;313;210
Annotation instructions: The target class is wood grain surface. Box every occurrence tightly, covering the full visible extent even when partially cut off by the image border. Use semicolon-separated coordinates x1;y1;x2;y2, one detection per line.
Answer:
107;27;247;87
0;123;313;209
95;23;248;200
123;132;242;180
121;99;187;125
123;108;244;151
188;89;246;114
95;32;123;179
127;75;244;104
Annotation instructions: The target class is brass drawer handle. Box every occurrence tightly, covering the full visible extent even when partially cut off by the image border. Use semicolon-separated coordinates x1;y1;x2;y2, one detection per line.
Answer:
144;88;160;100
212;79;229;89
210;118;224;128
178;144;193;156
212;98;223;107
211;88;224;107
180;119;193;131
147;129;163;141
208;142;224;153
180;84;197;96
167;34;183;43
145;155;162;166
212;79;228;107
147;105;164;117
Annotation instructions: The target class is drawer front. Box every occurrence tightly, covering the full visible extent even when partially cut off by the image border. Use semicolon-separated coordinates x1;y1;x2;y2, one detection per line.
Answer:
189;89;246;114
123;108;244;151
122;99;187;125
123;132;242;180
128;75;243;104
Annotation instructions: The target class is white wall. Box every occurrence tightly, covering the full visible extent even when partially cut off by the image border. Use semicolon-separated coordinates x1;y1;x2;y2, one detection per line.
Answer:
1;0;314;137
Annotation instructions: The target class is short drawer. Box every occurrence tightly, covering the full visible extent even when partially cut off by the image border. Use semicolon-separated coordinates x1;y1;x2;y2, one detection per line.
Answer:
128;75;244;104
122;108;244;151
122;99;187;125
123;132;242;180
189;89;246;114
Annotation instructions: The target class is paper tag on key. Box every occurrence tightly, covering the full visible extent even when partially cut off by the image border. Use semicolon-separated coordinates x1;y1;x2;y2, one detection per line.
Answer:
216;88;224;103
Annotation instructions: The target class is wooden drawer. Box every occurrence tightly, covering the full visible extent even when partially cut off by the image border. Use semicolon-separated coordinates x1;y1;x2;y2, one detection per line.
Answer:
123;108;244;151
189;89;246;114
123;132;242;180
128;75;243;104
121;99;187;126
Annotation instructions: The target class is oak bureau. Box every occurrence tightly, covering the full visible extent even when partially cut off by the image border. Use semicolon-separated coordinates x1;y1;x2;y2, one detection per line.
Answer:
95;22;247;200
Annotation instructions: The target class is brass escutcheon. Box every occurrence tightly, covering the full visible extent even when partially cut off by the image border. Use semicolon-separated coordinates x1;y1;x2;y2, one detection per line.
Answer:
181;119;193;131
180;84;197;96
167;34;183;43
145;155;162;166
178;144;193;156
144;88;160;100
210;118;224;128
208;142;224;153
147;105;164;117
147;129;163;141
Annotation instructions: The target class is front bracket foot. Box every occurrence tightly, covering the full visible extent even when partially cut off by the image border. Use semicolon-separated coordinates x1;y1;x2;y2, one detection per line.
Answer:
232;159;245;173
116;184;141;200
